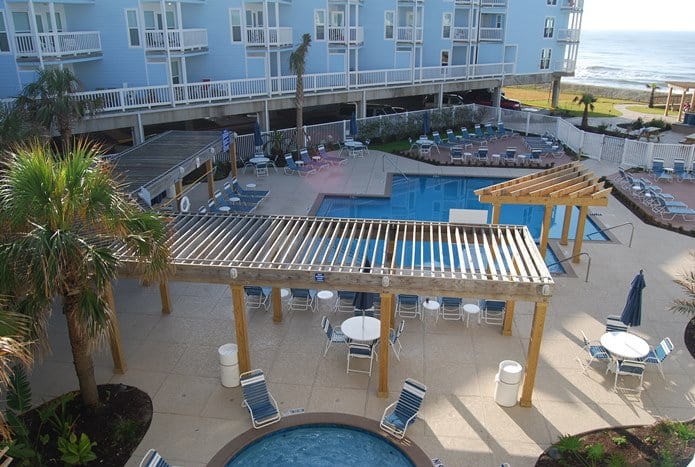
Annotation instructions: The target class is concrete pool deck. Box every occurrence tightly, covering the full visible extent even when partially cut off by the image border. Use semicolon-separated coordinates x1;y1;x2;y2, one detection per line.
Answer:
28;151;695;466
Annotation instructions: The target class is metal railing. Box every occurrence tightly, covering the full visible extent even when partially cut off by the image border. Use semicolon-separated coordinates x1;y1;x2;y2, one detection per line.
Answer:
587;222;634;247
382;154;409;180
546;252;591;282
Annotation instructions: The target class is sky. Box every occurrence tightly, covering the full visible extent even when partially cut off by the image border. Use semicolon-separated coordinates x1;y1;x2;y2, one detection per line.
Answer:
581;0;695;31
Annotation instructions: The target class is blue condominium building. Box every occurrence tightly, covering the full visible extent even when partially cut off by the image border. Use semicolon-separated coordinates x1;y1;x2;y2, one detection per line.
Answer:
0;0;583;142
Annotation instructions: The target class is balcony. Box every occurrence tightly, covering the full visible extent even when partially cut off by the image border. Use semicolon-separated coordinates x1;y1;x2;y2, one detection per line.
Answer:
396;26;423;43
479;27;503;41
454;0;473;4
452;27;472;41
560;0;583;10
144;28;208;53
245;27;293;47
556;29;580;42
328;26;364;46
480;0;507;7
14;31;101;60
553;59;576;73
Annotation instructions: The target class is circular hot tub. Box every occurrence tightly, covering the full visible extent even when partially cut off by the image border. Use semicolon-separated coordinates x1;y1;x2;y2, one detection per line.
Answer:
207;413;430;467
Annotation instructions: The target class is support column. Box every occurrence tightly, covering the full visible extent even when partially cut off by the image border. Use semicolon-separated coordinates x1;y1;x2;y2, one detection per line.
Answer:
230;132;238;179
271;287;283;323
491;203;502;224
520;301;548;407
174;179;183;210
132;113;145;145
664;86;674;116
572;205;589;263
539;206;552;259
550;78;561;109
230;285;251;374
502;300;515;336
378;293;393;398
205;159;215;200
560;204;573;246
159;282;171;314
104;283;126;374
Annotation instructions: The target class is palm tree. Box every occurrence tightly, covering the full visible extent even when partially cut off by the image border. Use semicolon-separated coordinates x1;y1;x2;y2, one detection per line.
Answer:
0;103;42;154
17;68;101;151
670;252;695;317
572;93;597;129
646;83;660;108
289;33;312;150
0;139;170;409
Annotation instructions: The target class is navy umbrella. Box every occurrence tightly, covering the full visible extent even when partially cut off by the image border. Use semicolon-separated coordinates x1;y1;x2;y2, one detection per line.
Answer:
253;119;263;149
422;111;430;136
353;259;375;317
349;112;358;137
620;270;646;327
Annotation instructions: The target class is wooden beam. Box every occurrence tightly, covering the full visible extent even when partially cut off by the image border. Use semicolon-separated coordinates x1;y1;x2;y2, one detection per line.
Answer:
104;283;126;374
520;301;547;407
271;287;282;323
572;205;589;263
560;204;573;246
378;293;393;397
502;300;515;336
230;285;251;373
175;179;183;210
230;135;238;179
539;206;552;259
159;281;172;314
205;159;215;200
491;203;501;224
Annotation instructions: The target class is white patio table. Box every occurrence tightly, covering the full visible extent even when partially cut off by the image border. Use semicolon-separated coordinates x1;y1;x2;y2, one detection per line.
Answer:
600;331;649;372
341;316;380;342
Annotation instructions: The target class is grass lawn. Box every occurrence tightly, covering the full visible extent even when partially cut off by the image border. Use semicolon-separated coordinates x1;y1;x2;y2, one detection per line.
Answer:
504;86;635;119
625;105;670;116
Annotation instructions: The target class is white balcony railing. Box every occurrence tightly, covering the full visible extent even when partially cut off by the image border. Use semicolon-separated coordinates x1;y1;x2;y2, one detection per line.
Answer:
553;59;576;73
556;29;581;42
14;31;101;57
396;26;423;42
480;0;507;7
245;27;293;47
452;27;471;41
479;27;503;41
327;27;364;45
144;28;208;52
561;0;583;10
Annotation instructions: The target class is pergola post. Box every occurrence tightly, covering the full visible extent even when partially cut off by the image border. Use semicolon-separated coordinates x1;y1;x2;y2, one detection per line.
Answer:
519;301;548;407
560;204;572;246
205;159;215;200
491;203;501;224
539;206;552;258
230;285;251;373
174;179;183;210
664;86;674;116
572;205;589;263
502;300;515;336
378;293;393;398
271;287;283;323
104;283;126;374
159;282;172;314
230;133;238;179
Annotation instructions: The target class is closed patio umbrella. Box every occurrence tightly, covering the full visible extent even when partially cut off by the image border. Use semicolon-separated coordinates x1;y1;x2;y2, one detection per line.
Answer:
422;112;430;136
349;112;358;137
353;258;375;317
253;119;263;150
620;269;646;327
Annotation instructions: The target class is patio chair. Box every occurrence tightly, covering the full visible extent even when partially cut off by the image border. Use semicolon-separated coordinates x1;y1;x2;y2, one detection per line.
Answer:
139;449;173;467
528;149;543;166
640;337;673;379
613;360;645;395
347;342;376;375
473;124;486;141
445;129;459;145
239;369;281;428
318;144;348;166
321;315;348;356
651;195;695;221
480;299;505;325
484;123;498;141
206;199;221;213
300;147;329;171
504;147;517;165
379;378;427;439
284;154;316;176
475;147;489;164
605;315;628;333
673;159;695;182
440;297;463;320
289;288;315;311
496;122;515;138
334;291;357;313
651;159;673;182
450;146;464;163
244;286;269;311
197;206;207;214
458;128;474;149
215;190;255;213
231;177;269;199
576;330;611;373
432;131;445;147
396;294;421;320
223;182;262;207
389;320;405;360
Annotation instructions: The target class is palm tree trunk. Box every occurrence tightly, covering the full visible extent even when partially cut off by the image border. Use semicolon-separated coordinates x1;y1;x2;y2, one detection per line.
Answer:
295;79;304;149
581;106;589;128
648;89;655;108
63;294;100;409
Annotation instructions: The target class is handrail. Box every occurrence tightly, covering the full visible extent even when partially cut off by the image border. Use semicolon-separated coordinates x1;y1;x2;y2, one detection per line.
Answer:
546;252;591;282
382;154;409;180
587;222;634;248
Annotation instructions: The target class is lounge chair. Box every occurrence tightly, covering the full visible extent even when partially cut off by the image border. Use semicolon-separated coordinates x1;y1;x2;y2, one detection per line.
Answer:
284;154;316;176
215;190;255;213
396;294;421;320
651;195;695;221
431;131;445;148
289;288;315;311
318;144;348;166
528;149;542;166
673;159;695;182
334;291;357;313
445;129;459;145
239;369;281;429
504;147;517;165
496;122;515;138
139;449;173;467
473;124;487;142
449;146;464;163
576;330;611;373
379;378;427;439
484;123;498;141
640;337;673;379
475;147;489;164
651;159;673;182
300;147;329;171
223;181;262;207
458;128;474;148
231;177;269;199
389;320;405;360
321;315;348;356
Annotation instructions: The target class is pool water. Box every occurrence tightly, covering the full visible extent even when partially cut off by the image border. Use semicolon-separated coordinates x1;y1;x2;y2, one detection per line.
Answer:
316;175;607;242
226;425;414;466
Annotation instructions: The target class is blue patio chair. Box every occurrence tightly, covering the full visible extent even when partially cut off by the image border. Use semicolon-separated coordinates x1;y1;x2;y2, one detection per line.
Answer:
321;315;348;356
215;190;255;213
207;198;223;214
139;449;172;467
318;144;348;166
475;147;489;164
496;122;515;138
445;129;459;145
380;378;427;439
577;330;611;373
458;128;474;148
449;146;464;163
300;147;329;171
651;159;673;182
639;337;673;379
673;159;695;182
504;147;517;164
389;320;405;360
432;131;444;147
396;294;421;320
334;291;357;313
484;123;498;141
480;299;505;325
651;195;695;221
473;124;486;141
223;181;262;207
244;286;269;310
239;369;281;429
347;342;376;375
289;288;315;311
284;154;316;176
605;314;628;333
231;177;269;199
528;149;543;166
614;360;645;395
197;206;207;214
440;297;463;320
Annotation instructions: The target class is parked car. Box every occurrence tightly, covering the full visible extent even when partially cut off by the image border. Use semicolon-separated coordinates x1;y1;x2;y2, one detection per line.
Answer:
461;89;522;110
423;93;466;108
337;103;401;118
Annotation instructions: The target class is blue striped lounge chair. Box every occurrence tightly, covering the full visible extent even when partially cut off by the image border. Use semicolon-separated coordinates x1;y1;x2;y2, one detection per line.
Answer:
318;144;348;166
300;147;329;171
475;147;489;164
139;449;172;467
284;154;316;176
231;177;269;199
605;314;628;333
484;123;498;141
222;182;261;208
673;159;695;182
380;378;427;439
651;159;673;182
240;369;281;429
458;128;474;149
496;122;514;138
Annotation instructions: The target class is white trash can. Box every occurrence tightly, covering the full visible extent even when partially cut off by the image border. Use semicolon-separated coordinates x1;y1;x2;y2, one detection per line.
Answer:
218;343;239;388
494;360;523;407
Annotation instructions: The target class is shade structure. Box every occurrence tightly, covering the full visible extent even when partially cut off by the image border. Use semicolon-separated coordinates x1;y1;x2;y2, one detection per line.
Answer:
349;112;358;137
620;270;646;327
253;120;263;149
422;112;430;135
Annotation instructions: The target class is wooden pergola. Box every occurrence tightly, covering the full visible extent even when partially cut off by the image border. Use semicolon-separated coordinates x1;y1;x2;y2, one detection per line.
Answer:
110;213;554;407
475;162;612;264
664;81;695;121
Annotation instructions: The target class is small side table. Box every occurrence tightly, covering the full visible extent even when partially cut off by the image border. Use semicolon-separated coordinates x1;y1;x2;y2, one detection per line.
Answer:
229;197;241;205
463;303;481;327
491;154;501;165
316;290;335;314
246;183;257;190
218;205;231;213
280;288;291;310
422;299;440;323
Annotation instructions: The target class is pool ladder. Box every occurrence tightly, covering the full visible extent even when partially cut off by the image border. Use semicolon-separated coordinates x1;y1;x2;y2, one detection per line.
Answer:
546;252;591;282
586;222;634;248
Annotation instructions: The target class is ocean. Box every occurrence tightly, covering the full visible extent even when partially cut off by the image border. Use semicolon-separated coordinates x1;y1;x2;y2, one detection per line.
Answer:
564;30;695;91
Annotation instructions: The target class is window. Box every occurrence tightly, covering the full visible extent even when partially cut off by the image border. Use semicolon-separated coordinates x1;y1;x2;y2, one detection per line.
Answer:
46;12;62;32
229;9;242;43
547;0;557;5
0;12;9;52
125;9;140;47
442;13;452;39
440;50;449;67
544;17;555;38
384;11;394;40
314;10;325;41
540;48;551;69
12;12;30;33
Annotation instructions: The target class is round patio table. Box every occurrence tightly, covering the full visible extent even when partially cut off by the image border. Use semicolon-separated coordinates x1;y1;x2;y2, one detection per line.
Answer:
341;316;380;342
600;331;649;360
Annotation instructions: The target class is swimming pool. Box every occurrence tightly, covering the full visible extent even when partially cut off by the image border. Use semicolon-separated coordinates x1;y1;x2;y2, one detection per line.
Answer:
315;175;607;242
